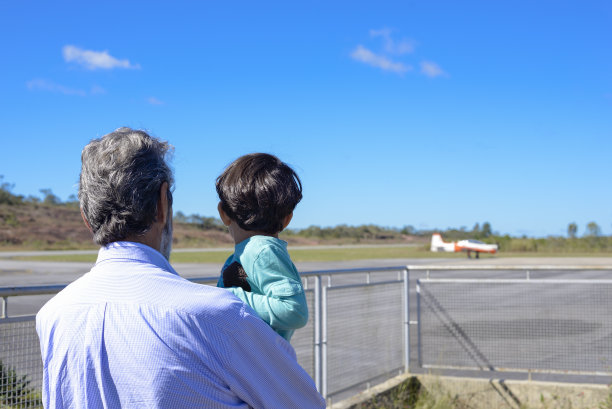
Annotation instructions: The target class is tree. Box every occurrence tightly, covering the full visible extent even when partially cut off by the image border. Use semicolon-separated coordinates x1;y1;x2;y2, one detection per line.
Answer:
585;221;601;237
64;194;79;209
401;225;416;235
23;195;40;204
174;211;187;223
481;222;492;238
0;175;22;205
40;188;61;205
567;222;578;239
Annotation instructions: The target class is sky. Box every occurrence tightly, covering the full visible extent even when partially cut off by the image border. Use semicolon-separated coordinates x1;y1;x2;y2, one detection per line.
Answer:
0;1;610;238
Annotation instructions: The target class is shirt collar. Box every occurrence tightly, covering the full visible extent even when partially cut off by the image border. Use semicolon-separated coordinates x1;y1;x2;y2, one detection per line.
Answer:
95;241;178;275
235;235;287;253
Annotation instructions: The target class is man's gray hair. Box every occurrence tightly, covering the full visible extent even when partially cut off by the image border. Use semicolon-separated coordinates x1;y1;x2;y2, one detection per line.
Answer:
79;127;174;246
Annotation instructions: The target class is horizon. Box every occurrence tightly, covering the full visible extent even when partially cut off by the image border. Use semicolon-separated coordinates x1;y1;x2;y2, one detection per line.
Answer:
0;186;605;240
1;1;610;238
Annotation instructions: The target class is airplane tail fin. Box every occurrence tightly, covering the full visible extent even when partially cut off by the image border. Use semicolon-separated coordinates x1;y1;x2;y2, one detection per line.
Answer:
430;233;445;251
431;233;456;252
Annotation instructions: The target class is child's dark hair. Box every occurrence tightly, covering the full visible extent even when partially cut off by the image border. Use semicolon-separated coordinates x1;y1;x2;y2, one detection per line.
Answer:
216;153;302;234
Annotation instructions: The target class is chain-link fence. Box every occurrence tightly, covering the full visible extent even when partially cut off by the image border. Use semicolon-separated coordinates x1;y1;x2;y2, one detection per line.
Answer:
3;265;612;407
0;267;409;406
0;317;43;408
294;267;409;403
417;277;612;375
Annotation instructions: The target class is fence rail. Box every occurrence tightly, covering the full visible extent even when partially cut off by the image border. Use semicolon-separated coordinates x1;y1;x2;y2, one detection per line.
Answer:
2;264;612;407
416;270;612;379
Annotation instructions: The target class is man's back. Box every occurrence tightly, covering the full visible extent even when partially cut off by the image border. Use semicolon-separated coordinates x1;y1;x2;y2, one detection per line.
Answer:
36;242;325;408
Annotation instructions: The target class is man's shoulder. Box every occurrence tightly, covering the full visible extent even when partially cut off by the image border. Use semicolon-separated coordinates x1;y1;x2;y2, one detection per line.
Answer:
168;279;248;317
36;272;90;317
37;265;251;331
151;280;274;341
116;270;250;324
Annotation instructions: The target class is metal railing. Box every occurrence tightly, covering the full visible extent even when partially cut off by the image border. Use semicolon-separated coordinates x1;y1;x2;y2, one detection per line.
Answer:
3;264;612;406
0;266;411;405
410;265;612;383
297;266;410;400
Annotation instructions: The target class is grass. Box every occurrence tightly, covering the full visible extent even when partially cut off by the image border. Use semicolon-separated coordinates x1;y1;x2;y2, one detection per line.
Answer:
10;244;612;264
357;376;612;409
10;245;496;263
12;253;100;263
351;376;475;409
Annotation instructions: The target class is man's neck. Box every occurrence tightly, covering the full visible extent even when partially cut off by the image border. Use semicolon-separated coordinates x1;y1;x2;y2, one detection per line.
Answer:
124;229;162;253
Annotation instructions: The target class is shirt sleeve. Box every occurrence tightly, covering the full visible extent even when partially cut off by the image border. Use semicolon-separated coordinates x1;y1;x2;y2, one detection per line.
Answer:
229;287;308;330
220;306;325;409
228;247;308;331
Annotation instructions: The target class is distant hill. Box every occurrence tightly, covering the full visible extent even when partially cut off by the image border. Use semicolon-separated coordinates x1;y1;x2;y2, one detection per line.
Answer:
1;203;92;249
0;203;419;251
2;200;611;255
0;177;422;250
8;179;610;255
0;203;232;250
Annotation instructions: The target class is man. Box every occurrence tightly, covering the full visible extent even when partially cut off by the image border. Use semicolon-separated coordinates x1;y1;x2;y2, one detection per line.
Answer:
36;128;325;408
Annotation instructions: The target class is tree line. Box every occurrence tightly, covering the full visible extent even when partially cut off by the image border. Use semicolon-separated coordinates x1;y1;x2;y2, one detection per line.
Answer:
0;176;78;208
1;176;609;250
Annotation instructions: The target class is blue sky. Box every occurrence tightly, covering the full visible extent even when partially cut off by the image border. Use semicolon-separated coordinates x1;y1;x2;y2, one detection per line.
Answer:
1;1;610;237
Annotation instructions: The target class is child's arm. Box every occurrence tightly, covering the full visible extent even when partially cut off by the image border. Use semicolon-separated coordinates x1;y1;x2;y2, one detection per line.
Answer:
228;285;308;330
229;246;308;330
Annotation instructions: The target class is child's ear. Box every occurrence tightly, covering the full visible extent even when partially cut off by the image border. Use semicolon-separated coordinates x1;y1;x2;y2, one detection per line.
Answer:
281;212;293;231
217;202;232;226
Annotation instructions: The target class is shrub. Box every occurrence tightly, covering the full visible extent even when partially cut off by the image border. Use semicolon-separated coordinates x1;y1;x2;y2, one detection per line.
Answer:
0;360;42;408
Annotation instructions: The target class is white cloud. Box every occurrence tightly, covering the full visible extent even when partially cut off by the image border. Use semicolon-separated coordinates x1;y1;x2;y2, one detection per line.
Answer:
147;97;164;105
420;61;447;78
90;85;106;95
27;79;107;96
350;45;411;74
370;28;415;55
62;45;140;70
26;79;86;96
351;29;446;79
369;28;392;40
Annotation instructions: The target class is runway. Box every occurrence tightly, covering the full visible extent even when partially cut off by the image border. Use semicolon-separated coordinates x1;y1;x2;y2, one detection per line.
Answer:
1;251;611;317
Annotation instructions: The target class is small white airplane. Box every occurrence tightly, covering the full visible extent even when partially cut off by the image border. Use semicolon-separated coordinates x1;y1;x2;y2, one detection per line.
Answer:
430;233;498;258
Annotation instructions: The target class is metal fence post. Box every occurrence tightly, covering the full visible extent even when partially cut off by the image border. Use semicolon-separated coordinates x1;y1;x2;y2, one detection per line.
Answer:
314;274;322;392
403;267;410;373
416;279;422;368
322;285;328;400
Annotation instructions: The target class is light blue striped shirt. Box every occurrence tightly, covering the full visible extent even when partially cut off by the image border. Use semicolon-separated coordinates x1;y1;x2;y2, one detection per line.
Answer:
36;241;325;409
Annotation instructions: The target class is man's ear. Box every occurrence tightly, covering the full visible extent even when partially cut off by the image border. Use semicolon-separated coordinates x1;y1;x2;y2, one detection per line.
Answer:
158;182;170;225
217;202;232;226
281;212;293;232
80;208;93;233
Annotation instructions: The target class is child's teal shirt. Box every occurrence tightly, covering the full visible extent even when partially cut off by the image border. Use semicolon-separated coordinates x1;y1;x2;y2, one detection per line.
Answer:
217;236;308;341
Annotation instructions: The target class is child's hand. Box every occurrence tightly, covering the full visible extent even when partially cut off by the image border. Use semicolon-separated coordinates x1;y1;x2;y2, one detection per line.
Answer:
223;261;252;292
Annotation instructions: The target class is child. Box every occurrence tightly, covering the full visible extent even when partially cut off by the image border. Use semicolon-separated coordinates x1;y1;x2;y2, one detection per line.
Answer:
215;153;307;342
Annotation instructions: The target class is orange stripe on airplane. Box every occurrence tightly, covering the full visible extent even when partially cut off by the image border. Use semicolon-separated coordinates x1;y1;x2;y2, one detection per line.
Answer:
455;245;497;254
